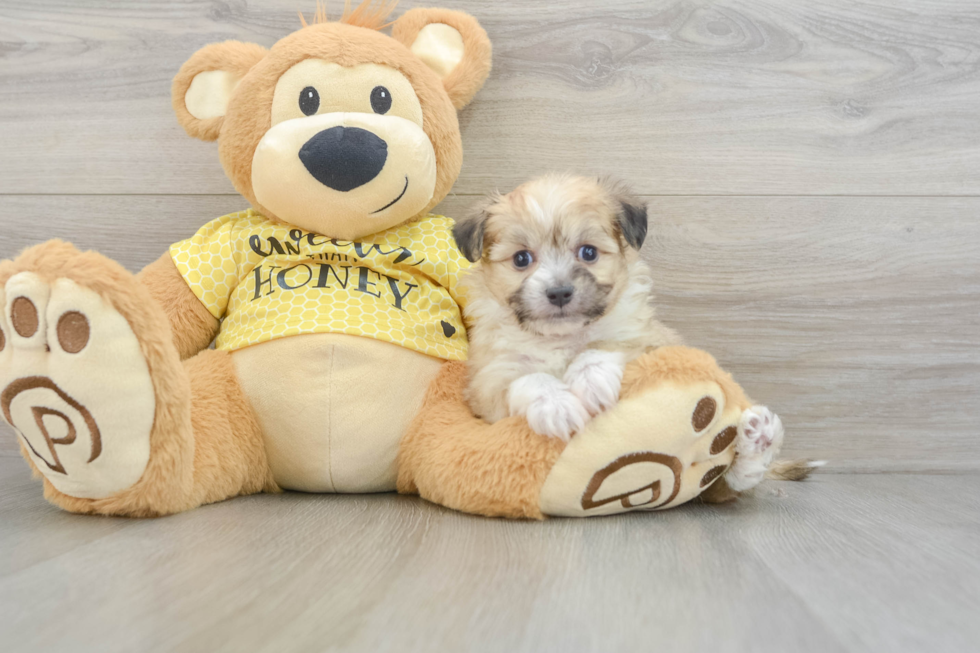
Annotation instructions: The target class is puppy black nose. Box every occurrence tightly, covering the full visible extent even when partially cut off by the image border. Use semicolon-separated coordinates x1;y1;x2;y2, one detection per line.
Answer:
299;126;388;192
546;285;575;308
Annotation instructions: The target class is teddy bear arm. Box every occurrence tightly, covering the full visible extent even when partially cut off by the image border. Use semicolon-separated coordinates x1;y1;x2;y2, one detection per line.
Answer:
397;361;566;519
137;252;219;360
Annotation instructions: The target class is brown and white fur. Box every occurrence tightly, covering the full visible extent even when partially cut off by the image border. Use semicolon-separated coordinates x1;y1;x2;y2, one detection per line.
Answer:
454;174;681;440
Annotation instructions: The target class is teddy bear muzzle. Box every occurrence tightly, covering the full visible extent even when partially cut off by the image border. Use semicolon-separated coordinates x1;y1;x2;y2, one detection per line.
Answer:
250;111;438;240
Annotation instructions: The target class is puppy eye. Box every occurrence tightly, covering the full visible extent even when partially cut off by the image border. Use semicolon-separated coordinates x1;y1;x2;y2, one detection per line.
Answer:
513;250;534;269
578;245;599;262
371;86;392;114
299;86;320;116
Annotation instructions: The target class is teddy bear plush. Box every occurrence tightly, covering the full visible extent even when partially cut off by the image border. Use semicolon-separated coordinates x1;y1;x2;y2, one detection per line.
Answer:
0;2;789;519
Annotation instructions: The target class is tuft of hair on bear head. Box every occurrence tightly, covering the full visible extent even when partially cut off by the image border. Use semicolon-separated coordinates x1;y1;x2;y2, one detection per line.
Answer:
299;0;399;31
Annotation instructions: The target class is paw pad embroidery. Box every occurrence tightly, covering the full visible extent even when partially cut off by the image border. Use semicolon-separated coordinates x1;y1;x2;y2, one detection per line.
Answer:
0;271;155;499
11;296;38;337
57;312;90;353
581;452;683;511
1;376;102;475
565;386;740;515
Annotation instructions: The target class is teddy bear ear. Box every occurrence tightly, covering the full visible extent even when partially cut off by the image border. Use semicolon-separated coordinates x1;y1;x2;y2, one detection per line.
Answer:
171;41;268;141
391;8;492;110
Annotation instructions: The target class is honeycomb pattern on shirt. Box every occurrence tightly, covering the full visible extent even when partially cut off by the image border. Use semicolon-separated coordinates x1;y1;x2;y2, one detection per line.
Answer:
170;209;470;360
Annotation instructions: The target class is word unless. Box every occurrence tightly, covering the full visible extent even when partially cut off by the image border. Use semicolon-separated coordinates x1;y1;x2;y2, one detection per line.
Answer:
249;233;423;266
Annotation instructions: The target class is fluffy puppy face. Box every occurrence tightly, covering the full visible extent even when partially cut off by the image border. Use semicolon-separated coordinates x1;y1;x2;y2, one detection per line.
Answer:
454;175;649;335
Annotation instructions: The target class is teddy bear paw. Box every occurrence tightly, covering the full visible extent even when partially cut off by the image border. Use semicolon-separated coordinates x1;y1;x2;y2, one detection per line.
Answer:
0;270;156;500
539;375;745;517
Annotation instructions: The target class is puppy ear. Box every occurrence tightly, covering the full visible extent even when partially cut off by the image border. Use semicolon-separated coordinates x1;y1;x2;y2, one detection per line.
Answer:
392;8;492;110
172;41;268;141
600;177;648;250
617;200;648;250
452;203;492;263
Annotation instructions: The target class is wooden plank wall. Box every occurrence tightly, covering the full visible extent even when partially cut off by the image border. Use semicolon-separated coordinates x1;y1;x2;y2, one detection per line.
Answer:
0;0;978;471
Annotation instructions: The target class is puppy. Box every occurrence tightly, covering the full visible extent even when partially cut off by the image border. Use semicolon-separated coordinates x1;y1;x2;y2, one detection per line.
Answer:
453;174;681;440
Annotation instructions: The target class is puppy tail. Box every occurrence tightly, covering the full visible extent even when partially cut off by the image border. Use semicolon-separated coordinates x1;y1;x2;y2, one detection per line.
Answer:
702;459;824;505
766;458;826;481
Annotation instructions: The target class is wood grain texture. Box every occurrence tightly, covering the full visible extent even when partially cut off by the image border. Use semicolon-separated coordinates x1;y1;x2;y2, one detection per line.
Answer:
643;195;980;472
0;457;977;653
1;194;978;470
1;0;980;195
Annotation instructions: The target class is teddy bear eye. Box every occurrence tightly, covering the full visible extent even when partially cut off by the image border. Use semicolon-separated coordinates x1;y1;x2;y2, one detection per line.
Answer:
299;86;320;116
370;86;392;115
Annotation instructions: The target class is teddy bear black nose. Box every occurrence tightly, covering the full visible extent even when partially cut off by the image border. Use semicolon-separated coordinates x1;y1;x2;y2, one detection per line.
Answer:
299;126;388;192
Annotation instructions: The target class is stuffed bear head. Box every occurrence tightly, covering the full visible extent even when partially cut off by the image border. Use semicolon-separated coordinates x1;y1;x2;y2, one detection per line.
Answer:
171;1;491;239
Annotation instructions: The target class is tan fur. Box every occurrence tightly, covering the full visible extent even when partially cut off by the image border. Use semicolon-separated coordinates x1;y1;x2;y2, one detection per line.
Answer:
705;462;817;502
2;6;495;517
220;24;460;227
621;347;818;495
698;477;740;504
0;241;194;516
299;1;331;28
391;7;493;109
702;461;817;503
301;0;398;30
3;7;500;517
3;8;806;519
183;349;279;508
620;346;751;408
172;41;269;142
474;177;637;322
137;253;218;360
623;346;753;507
1;242;275;516
338;0;398;30
460;175;680;426
231;23;463;229
397;361;565;519
172;10;490;233
399;346;760;519
767;459;818;481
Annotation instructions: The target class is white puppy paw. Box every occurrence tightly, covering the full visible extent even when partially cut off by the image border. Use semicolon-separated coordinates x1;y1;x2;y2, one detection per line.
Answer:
563;350;625;416
726;405;785;492
508;373;589;441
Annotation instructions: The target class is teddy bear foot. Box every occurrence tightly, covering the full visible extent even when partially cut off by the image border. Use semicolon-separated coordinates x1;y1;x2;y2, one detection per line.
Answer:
538;374;744;517
0;251;157;501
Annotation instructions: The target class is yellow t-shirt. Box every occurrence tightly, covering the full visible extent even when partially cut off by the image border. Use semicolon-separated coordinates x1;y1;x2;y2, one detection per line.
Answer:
170;209;470;360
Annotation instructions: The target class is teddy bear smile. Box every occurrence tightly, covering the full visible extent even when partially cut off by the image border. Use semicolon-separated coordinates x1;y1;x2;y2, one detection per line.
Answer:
371;176;409;214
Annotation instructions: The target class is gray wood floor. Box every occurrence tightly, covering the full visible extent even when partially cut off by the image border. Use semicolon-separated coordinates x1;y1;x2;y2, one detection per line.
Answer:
1;458;978;653
1;1;979;651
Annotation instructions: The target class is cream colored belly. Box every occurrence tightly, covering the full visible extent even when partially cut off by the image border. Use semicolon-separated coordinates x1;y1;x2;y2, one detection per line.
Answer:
231;333;444;493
